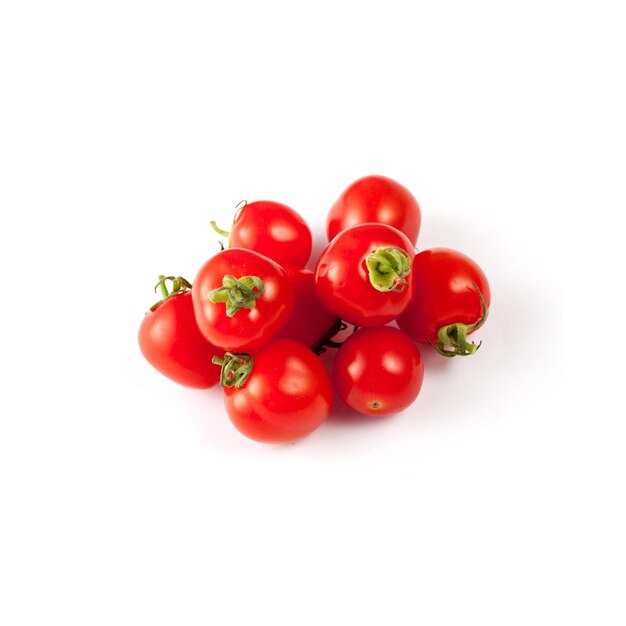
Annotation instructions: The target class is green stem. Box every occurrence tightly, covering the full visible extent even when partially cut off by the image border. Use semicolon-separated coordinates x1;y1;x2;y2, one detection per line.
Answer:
207;275;265;317
210;200;247;249
210;221;231;238
212;353;254;388
150;275;192;311
428;283;488;357
365;247;411;292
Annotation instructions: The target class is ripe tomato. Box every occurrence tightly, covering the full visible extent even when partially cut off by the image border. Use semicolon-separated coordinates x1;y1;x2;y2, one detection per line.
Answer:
277;268;339;350
138;276;221;388
212;200;313;269
192;248;294;352
314;223;417;327
396;248;491;357
326;175;421;245
333;327;424;416
215;339;333;443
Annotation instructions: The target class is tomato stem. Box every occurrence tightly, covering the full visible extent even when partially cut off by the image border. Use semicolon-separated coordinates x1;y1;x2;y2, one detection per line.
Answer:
212;353;253;388
312;319;359;355
149;275;192;311
428;283;488;357
207;275;265;317
365;247;411;292
210;221;231;238
210;200;247;249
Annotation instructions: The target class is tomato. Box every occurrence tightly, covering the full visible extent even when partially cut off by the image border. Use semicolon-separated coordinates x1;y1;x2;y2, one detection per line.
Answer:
277;268;339;350
314;223;417;327
333;327;424;416
215;339;333;443
396;248;491;357
212;200;312;269
326;175;421;245
192;248;295;352
138;276;221;388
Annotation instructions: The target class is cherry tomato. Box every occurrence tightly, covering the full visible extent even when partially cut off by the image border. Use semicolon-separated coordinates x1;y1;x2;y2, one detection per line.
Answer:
314;223;417;327
397;248;491;357
215;339;333;443
326;175;421;245
333;327;424;416
138;276;221;388
212;200;313;269
192;248;294;352
277;268;339;350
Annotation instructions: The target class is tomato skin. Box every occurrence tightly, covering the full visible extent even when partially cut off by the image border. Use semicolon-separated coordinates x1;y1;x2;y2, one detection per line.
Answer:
223;339;333;443
333;327;424;416
397;248;491;345
327;175;421;245
229;201;312;269
314;223;417;327
192;248;295;352
138;291;221;389
277;268;338;349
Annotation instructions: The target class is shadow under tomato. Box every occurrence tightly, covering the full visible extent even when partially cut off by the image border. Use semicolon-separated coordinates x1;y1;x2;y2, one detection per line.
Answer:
327;396;398;426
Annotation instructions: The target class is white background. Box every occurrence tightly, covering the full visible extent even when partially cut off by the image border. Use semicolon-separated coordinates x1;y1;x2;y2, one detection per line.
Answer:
1;1;624;625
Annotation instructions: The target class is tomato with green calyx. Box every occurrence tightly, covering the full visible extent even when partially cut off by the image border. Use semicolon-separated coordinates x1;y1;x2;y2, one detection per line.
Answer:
213;339;333;443
211;200;313;269
314;223;416;327
333;326;424;416
326;175;421;246
138;275;221;388
396;248;491;357
192;248;294;352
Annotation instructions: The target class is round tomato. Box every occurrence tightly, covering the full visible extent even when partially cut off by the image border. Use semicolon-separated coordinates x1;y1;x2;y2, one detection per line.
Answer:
326;175;421;245
277;268;339;350
333;327;424;416
138;276;221;388
396;248;491;357
192;248;294;352
314;223;416;327
212;200;312;268
215;339;333;443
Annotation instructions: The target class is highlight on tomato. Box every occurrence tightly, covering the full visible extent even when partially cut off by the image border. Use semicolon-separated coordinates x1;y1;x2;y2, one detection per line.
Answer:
213;339;334;444
397;248;491;357
314;223;417;327
192;248;295;352
326;174;421;246
333;326;424;416
211;200;313;269
138;275;221;389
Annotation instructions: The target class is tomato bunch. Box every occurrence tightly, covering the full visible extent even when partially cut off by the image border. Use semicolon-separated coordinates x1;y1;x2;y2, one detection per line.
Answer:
139;176;491;444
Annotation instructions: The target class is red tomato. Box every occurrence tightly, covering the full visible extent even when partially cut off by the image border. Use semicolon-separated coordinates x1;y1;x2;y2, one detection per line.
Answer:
216;339;333;443
326;175;421;245
212;200;313;269
138;276;221;388
314;223;416;327
397;248;491;357
333;327;424;416
192;248;294;352
278;268;339;350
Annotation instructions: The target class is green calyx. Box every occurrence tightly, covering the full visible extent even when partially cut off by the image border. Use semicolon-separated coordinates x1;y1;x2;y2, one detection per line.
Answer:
212;352;254;388
365;247;412;292
427;283;488;357
210;200;247;248
150;275;192;311
207;275;265;317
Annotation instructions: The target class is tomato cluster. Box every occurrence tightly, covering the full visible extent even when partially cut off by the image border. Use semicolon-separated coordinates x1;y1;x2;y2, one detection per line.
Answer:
139;176;491;444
